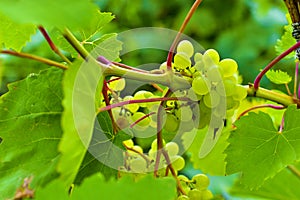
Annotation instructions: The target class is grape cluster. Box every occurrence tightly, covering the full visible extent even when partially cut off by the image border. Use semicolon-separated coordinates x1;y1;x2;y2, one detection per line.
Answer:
177;174;213;200
160;40;247;131
119;139;185;178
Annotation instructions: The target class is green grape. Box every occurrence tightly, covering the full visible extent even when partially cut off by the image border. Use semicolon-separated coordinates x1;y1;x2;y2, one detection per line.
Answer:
128;145;143;157
215;82;226;97
177;195;190;200
192;174;210;190
131;112;151;129
130;158;147;173
192;76;210;95
174;52;191;70
151;138;166;151
134;90;153;107
179;119;195;133
232;85;247;101
123;96;139;113
206;65;223;82
109;76;126;91
166;100;176;108
194;61;205;72
201;189;213;200
199;100;211;113
226;96;240;110
223;79;236;96
175;106;193;122
171;155;185;171
178;175;189;182
194;52;203;63
203;90;220;108
204;49;220;64
123;139;134;148
219;58;238;77
177;40;194;57
164;113;179;132
165;142;179;156
187;88;202;101
188;189;202;200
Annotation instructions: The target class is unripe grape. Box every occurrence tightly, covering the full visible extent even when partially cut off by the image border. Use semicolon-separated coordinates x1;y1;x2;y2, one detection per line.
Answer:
174;52;191;70
204;49;220;64
134;90;153;107
175;106;193;122
192;174;210;190
109;76;126;91
171;155;185;170
206;65;223;82
177;40;194;57
165;142;179;156
219;58;238;77
130;158;147;173
163;113;179;132
223;79;236;96
123;96;139;113
203;90;220;108
188;189;202;200
151;138;166;151
232;85;247;101
201;189;213;200
123;139;134;148
131;112;150;129
194;52;203;63
177;195;190;200
192;76;210;95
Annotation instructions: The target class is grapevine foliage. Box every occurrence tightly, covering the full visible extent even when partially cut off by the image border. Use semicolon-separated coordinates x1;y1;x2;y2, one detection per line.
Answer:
0;0;300;200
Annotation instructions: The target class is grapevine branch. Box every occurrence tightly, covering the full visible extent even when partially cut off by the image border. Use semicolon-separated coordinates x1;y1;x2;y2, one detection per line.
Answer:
38;26;71;64
253;41;300;90
0;50;68;70
237;104;285;120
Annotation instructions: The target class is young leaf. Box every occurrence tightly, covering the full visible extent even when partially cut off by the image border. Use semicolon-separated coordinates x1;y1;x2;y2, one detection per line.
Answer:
275;15;296;59
265;69;292;85
0;0;99;30
225;105;300;189
35;173;177;200
182;126;230;175
0;12;36;51
0;68;63;199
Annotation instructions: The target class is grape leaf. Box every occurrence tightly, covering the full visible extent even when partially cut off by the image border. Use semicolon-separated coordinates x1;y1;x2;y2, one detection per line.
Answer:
230;162;300;200
182;126;230;175
265;69;292;85
0;12;36;51
35;173;177;200
225;105;300;189
0;0;99;30
0;68;63;199
275;15;296;59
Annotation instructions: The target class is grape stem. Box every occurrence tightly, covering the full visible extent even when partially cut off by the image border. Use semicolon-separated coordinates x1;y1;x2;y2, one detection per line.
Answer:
102;81;120;134
279;116;284;133
246;84;300;107
38;26;71;64
166;0;203;70
0;50;68;70
237;104;285;120
97;96;192;113
253;41;300;90
123;143;152;167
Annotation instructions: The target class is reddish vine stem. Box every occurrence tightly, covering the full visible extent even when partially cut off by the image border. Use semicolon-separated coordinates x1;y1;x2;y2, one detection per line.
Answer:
112;61;150;73
253;41;300;90
237;104;285;120
0;50;67;70
98;96;192;113
279;116;285;133
102;81;119;134
123;143;152;166
166;0;203;70
38;26;71;64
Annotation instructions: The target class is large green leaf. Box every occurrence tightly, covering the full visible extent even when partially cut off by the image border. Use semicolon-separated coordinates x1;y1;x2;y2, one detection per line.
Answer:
182;126;230;175
0;0;99;30
231;162;300;200
0;12;36;51
0;68;63;199
225;105;300;189
35;173;177;200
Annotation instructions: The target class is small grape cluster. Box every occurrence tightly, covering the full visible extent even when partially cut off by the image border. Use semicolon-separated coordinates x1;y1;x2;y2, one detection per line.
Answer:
177;174;213;200
160;40;247;131
119;139;185;178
